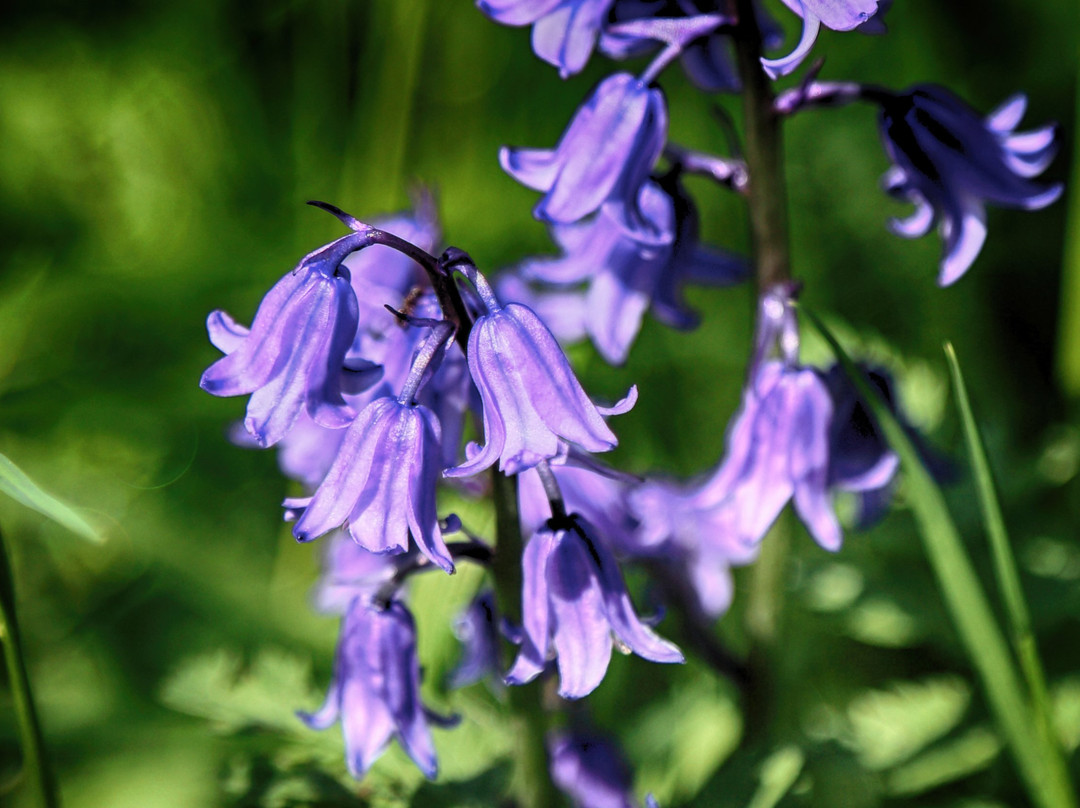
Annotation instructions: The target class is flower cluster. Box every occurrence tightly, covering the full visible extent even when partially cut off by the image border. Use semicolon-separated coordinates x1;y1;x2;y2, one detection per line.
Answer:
197;0;1063;800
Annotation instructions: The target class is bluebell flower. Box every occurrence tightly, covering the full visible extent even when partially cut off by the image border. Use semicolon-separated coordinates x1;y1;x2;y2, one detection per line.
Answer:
310;531;400;615
446;273;635;477
706;359;841;551
200;234;363;447
448;590;502;690
506;515;682;699
875;85;1062;285
823;364;898;497
501;72;668;240
628;477;759;617
300;598;450;780
519;178;746;364
762;0;882;78
477;0;617;78
549;731;655;808
517;463;639;554
291;396;454;574
602;2;774;94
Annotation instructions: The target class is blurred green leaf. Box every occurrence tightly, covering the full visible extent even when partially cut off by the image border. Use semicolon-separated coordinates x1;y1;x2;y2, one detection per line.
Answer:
746;747;804;808
884;726;1001;797
846;676;971;771
160;648;323;736
0;451;102;543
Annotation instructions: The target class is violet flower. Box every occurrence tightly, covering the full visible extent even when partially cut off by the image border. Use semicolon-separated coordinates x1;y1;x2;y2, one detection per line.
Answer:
708;359;840;551
762;0;882;79
311;531;400;615
500;72;668;240
550;731;654;808
300;598;448;780
506;515;683;699
477;0;617;78
875;85;1062;285
628;478;759;618
446;271;635;478
519;178;746;364
200;236;362;447
291;396;454;574
448;590;502;690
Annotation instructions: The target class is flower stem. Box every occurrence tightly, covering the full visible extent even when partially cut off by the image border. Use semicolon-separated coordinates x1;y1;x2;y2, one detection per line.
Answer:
0;526;61;808
731;0;794;741
732;0;791;295
490;471;558;808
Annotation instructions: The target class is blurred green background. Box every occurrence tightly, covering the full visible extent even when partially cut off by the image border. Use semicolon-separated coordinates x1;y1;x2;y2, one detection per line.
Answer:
0;0;1078;806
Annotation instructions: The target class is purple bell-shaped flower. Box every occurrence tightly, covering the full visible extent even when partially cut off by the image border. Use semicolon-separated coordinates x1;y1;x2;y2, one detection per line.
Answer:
200;234;362;447
500;72;668;240
299;598;450;780
506;515;683;699
875;85;1062;285
290;395;454;573
446;270;635;477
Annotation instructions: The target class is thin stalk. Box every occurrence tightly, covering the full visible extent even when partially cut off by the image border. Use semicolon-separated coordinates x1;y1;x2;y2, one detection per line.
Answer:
0;527;60;808
732;0;791;295
806;309;1077;808
490;471;558;808
944;342;1070;798
731;0;794;740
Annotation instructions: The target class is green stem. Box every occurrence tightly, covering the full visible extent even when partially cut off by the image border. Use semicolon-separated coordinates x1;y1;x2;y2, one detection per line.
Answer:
732;0;791;296
731;0;794;741
0;527;60;808
490;471;558;808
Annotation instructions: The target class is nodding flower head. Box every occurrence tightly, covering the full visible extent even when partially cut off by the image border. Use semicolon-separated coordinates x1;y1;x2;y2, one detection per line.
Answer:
705;359;841;552
445;271;636;477
477;0;617;78
876;85;1062;286
506;515;683;699
517;179;746;365
763;0;883;78
290;396;454;574
500;72;668;241
299;598;450;780
200;221;372;447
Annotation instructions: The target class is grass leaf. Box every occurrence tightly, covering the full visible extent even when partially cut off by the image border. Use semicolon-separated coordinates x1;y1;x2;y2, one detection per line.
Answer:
0;452;103;543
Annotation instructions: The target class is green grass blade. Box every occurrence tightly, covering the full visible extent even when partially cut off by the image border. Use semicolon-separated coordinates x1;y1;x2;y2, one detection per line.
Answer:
944;342;1067;793
803;307;1077;808
0;453;103;544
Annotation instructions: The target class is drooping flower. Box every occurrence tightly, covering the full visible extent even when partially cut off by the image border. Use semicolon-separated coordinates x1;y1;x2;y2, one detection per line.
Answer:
762;0;883;79
200;233;363;447
447;589;503;690
291;396;454;574
707;359;840;551
500;72;668;240
506;515;683;699
518;178;746;364
628;477;759;618
300;598;450;780
310;531;400;615
549;731;658;808
823;363;899;500
477;0;617;78
602;2;766;94
874;85;1062;285
444;278;636;478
